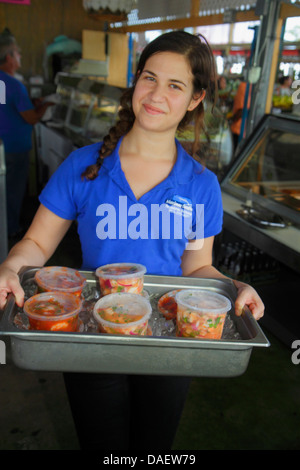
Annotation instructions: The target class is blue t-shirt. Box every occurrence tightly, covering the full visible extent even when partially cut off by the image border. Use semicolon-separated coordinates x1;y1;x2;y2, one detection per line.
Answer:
39;138;223;275
0;70;34;153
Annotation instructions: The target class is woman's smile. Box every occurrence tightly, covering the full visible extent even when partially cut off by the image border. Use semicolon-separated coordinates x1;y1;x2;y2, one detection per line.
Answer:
143;103;165;115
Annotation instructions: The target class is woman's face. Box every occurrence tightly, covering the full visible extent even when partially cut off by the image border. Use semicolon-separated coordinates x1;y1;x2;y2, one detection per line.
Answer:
132;51;203;135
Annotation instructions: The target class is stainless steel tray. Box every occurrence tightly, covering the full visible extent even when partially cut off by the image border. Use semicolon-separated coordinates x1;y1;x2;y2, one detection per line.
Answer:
0;267;270;377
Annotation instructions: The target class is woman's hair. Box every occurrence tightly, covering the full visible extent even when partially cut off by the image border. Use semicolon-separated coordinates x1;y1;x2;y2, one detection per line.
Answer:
82;30;217;180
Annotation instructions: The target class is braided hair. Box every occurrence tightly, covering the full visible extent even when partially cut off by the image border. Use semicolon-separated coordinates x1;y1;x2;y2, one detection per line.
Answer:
81;30;217;181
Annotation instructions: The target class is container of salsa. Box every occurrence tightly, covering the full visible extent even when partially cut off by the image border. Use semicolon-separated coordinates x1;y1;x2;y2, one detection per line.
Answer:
35;266;86;297
175;289;231;340
93;292;152;336
23;292;83;332
158;289;181;320
95;263;146;296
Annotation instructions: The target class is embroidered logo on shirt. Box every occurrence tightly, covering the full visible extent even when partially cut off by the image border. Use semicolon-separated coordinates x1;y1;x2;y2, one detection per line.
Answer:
165;195;193;218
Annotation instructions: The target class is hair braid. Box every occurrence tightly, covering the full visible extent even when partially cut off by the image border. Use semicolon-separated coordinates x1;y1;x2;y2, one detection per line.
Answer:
81;88;135;180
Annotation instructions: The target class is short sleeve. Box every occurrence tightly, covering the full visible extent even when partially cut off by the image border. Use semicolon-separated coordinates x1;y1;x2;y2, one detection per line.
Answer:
192;172;223;240
13;81;34;112
202;175;223;238
39;151;78;220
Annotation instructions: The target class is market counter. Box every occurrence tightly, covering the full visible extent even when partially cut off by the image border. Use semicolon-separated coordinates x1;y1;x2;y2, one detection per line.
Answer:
219;113;300;346
222;191;300;274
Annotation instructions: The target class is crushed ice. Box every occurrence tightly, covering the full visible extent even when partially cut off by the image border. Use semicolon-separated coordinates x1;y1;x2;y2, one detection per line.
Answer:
13;280;242;340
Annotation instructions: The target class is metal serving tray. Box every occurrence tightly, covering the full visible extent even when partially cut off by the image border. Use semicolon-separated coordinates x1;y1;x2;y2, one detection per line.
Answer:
0;268;270;378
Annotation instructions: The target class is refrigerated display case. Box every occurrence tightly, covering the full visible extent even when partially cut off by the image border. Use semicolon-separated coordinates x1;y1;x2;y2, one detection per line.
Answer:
219;113;300;345
51;74;81;125
178;103;233;177
52;73;123;141
36;73;123;184
221;113;300;271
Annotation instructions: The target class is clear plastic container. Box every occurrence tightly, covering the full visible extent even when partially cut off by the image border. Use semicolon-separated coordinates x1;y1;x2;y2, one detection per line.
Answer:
93;292;152;336
23;292;83;332
95;263;146;296
158;289;181;320
175;289;231;340
35;266;86;297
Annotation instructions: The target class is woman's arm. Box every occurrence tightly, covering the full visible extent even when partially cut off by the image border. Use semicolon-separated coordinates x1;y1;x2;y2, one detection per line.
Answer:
181;236;264;320
0;204;72;308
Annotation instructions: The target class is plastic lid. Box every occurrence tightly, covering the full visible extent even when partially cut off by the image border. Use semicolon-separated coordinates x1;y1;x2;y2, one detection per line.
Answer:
35;266;86;292
95;263;146;279
24;292;83;321
175;289;231;315
93;292;152;328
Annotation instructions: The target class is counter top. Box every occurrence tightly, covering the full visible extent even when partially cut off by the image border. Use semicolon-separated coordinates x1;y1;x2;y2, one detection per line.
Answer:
222;191;300;273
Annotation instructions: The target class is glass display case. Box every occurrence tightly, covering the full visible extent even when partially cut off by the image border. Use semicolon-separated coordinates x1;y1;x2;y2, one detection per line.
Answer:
220;113;300;346
51;74;82;125
177;103;233;178
65;88;97;133
220;113;300;275
83;84;122;142
51;73;123;142
36;74;124;185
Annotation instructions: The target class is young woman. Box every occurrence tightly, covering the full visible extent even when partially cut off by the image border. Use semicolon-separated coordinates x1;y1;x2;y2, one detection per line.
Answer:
0;31;264;450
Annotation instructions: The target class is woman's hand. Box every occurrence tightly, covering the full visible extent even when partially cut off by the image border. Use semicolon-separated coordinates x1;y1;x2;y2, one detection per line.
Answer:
233;279;264;321
0;205;72;311
0;266;25;309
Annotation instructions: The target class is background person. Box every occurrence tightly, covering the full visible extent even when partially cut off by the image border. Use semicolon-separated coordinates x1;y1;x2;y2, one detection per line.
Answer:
0;29;53;238
230;80;252;151
0;31;264;450
275;75;293;96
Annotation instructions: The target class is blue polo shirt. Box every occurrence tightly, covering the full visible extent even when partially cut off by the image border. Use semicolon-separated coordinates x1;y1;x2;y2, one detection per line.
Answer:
39;138;223;275
0;70;34;153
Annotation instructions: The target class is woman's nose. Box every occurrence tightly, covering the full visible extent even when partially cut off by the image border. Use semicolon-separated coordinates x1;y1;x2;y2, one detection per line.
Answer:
149;83;165;102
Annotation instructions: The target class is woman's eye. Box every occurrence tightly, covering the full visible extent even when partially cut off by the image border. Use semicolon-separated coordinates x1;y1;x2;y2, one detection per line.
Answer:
170;84;181;91
144;75;155;82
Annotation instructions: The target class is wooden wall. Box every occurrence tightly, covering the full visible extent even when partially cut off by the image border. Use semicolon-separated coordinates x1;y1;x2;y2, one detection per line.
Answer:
0;0;107;78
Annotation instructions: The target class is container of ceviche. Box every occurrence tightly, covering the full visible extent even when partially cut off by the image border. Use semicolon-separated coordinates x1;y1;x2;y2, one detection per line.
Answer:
175;289;231;339
95;263;146;296
23;291;83;332
34;266;86;297
158;289;181;320
93;292;152;336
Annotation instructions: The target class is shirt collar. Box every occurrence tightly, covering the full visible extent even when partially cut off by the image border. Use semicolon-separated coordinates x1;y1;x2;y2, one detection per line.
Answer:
101;136;201;192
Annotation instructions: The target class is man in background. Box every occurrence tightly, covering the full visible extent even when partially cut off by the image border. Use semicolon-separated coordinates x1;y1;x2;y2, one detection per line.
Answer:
0;29;52;238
